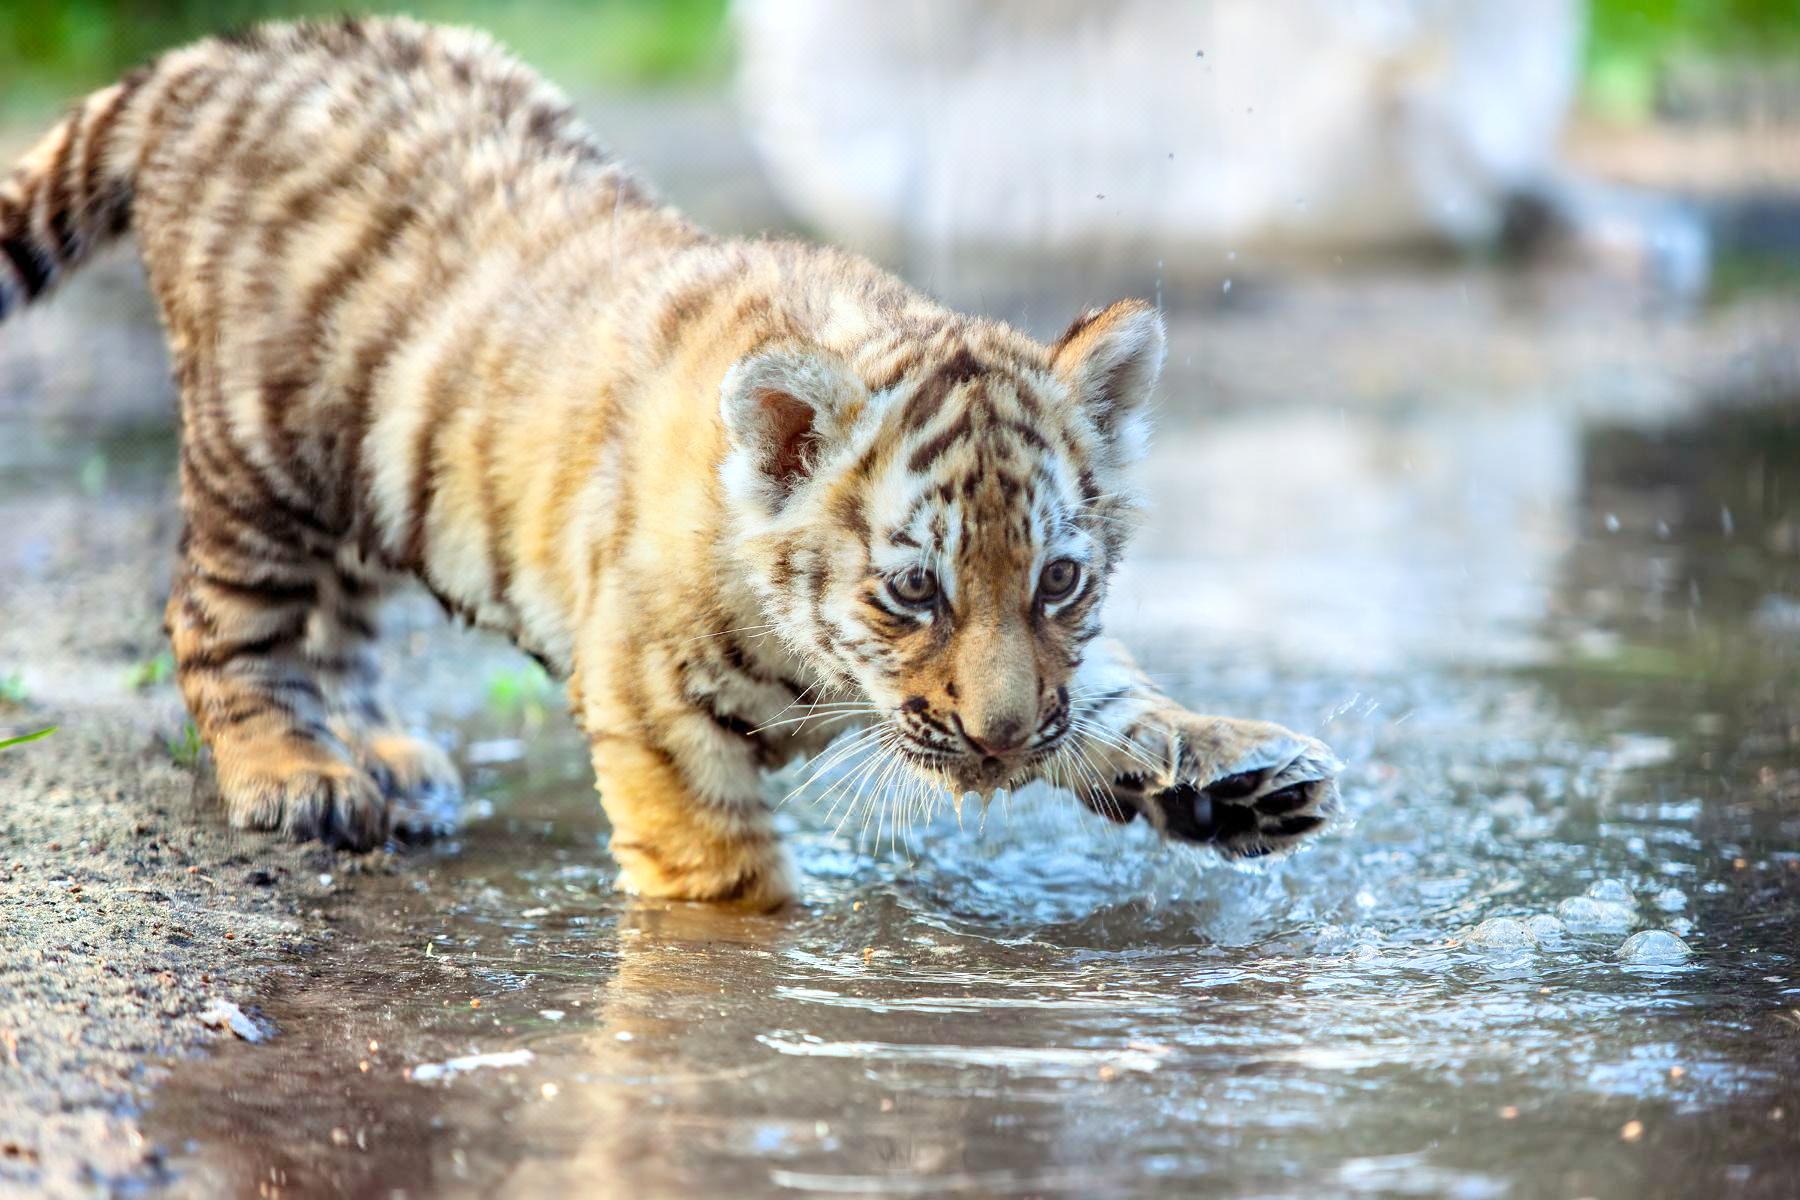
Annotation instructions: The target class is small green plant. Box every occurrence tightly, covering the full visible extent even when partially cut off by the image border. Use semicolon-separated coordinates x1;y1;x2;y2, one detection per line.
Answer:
167;720;202;768
0;726;56;751
485;662;558;729
78;451;108;497
129;650;176;690
0;673;26;709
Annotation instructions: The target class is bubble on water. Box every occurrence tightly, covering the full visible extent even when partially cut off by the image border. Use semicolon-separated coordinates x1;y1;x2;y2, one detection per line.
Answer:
1653;887;1687;912
1618;930;1692;965
1526;914;1568;945
1585;879;1637;907
1467;917;1537;950
1555;896;1636;933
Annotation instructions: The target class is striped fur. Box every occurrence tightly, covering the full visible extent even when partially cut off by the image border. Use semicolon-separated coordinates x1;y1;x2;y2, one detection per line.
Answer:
2;18;1340;906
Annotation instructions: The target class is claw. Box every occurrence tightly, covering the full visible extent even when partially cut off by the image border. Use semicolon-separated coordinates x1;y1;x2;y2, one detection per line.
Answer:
1146;730;1343;857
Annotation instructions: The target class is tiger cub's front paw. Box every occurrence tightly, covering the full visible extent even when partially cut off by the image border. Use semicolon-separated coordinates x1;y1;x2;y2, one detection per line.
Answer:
214;736;390;850
1115;714;1342;861
353;731;462;839
610;833;795;912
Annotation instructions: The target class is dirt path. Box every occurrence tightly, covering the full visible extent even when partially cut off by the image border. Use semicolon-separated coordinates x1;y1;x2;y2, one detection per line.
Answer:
0;256;536;1194
0;402;357;1194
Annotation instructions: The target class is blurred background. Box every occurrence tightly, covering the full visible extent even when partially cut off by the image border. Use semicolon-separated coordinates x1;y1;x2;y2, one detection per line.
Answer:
5;6;1800;1196
5;0;1798;667
3;0;1798;300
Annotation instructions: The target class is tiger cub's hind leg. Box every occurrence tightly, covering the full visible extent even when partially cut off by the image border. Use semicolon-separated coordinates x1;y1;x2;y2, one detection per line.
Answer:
314;558;462;838
166;521;390;848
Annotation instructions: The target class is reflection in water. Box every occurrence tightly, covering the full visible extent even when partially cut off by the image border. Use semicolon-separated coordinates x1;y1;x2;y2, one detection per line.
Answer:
144;386;1799;1198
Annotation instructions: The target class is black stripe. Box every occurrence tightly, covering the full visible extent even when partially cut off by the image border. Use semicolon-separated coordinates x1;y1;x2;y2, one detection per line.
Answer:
266;676;327;703
180;622;307;673
189;566;317;606
333;608;378;641
0;236;52;299
304;654;376;680
999;419;1049;452
907;410;974;472
214;699;288;728
705;707;760;740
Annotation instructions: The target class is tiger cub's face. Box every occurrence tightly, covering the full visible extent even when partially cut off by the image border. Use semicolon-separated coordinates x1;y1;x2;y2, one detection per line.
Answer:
722;300;1164;795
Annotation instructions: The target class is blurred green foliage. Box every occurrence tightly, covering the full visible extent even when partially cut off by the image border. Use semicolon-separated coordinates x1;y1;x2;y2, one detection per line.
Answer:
1586;0;1800;120
0;0;730;111
2;2;1794;121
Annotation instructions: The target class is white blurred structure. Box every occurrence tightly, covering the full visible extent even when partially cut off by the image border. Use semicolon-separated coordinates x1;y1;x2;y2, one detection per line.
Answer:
733;0;1704;294
736;1;1578;256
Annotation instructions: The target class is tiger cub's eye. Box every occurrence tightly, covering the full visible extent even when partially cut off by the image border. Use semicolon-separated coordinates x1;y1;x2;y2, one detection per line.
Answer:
1039;558;1081;602
889;568;939;607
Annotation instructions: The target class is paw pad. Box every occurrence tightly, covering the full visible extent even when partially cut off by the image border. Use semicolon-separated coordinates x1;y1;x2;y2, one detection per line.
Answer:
1140;758;1338;859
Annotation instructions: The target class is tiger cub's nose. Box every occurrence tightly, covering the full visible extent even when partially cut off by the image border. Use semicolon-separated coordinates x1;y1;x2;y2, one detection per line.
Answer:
963;715;1027;758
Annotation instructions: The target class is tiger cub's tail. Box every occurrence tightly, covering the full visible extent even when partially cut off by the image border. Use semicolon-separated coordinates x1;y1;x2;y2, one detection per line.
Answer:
0;68;156;321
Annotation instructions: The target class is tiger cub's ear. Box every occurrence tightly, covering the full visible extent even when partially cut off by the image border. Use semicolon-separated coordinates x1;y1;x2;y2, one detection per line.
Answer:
1049;299;1166;462
720;345;868;514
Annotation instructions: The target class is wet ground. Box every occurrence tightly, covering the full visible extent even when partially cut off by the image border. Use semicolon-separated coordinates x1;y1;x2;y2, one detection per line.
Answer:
4;103;1800;1200
109;348;1796;1200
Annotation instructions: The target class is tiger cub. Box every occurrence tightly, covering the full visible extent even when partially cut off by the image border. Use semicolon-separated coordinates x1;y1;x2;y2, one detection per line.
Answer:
0;18;1340;907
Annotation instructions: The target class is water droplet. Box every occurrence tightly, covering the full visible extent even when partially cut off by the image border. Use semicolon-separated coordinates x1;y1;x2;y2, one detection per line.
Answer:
1586;879;1636;907
1526;914;1568;944
1555;896;1635;933
1653;887;1687;912
1467;917;1536;950
1222;279;1233;294
1618;929;1692;965
1604;513;1621;532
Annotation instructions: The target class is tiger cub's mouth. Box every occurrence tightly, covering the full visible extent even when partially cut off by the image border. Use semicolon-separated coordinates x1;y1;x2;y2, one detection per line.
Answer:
893;726;1071;796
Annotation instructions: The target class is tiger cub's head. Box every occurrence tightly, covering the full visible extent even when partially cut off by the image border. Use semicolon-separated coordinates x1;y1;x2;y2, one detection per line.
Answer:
721;299;1163;795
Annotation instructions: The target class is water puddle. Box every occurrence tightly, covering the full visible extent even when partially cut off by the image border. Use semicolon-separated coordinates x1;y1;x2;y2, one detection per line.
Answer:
136;387;1800;1197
